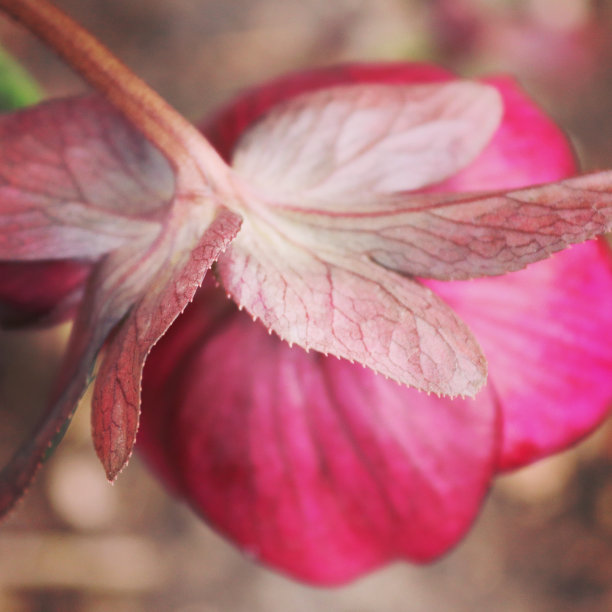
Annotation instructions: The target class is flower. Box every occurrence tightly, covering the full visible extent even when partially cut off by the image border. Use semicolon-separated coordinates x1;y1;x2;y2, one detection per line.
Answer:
132;64;612;584
1;3;612;583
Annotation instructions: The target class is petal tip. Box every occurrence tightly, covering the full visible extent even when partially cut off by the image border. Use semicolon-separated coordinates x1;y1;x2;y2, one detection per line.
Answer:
103;453;131;483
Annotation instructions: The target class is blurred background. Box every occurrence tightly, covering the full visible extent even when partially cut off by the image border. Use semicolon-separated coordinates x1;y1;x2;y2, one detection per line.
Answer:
1;0;612;610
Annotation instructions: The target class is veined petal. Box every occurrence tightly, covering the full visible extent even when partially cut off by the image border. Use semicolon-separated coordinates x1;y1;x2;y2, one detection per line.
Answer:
202;64;574;194
139;281;499;584
429;239;612;470
203;64;580;252
262;171;612;282
0;94;175;329
225;73;611;281
217;229;486;397
0;242;152;517
0;95;173;261
91;206;241;480
231;81;503;201
214;66;610;392
203;63;455;160
217;167;612;395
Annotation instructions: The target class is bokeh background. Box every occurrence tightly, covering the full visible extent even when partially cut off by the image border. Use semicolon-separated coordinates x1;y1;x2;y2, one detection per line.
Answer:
1;0;612;610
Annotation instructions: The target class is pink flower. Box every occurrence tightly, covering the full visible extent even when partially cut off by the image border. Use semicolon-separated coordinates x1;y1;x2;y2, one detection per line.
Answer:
1;2;612;585
133;64;612;584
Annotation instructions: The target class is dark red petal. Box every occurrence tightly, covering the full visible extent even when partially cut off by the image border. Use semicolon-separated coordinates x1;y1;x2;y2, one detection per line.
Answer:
140;281;499;584
0;260;90;327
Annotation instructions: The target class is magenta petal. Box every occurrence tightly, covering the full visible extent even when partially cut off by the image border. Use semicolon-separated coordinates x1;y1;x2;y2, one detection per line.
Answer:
429;240;612;470
140;284;499;584
427;76;577;192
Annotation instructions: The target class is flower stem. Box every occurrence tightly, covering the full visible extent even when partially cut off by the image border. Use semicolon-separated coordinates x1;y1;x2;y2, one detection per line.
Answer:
0;0;228;178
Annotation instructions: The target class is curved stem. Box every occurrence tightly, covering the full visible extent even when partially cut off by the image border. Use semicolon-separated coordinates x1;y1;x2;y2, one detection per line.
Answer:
0;0;228;177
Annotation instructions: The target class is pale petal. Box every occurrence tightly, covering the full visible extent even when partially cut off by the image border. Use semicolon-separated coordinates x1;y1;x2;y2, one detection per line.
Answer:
217;167;612;395
214;65;611;392
0;95;172;260
266;171;612;281
203;63;456;161
0;93;243;513
202;64;575;194
217;232;486;396
0;202;240;516
92;207;241;479
232;81;502;202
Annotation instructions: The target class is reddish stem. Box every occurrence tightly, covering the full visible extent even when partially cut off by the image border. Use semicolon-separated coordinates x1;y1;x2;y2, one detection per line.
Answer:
0;0;228;178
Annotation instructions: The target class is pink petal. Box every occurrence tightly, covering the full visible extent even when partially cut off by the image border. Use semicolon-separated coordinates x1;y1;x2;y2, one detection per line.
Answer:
428;76;577;192
408;69;612;470
223;68;610;283
203;62;577;203
232;81;502;198
139;281;499;584
0;96;172;261
219;167;612;396
0;95;178;329
232;170;612;280
91;207;241;479
0;205;240;516
429;239;612;470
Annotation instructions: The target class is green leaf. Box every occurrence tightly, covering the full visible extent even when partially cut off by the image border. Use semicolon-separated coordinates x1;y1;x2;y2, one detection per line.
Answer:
0;45;41;110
